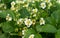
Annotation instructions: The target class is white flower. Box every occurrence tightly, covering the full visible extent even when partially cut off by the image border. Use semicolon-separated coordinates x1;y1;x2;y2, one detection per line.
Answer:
41;0;43;1
23;3;29;7
11;6;15;10
41;0;50;2
22;27;27;35
32;19;36;25
22;30;25;35
40;18;45;25
17;18;23;25
10;1;16;10
16;0;24;4
0;3;4;7
11;1;15;6
48;2;52;9
6;14;12;21
32;1;35;3
32;8;38;13
4;5;6;9
33;14;36;17
40;2;46;9
16;0;20;4
22;36;24;38
29;34;35;38
24;18;32;27
56;0;60;3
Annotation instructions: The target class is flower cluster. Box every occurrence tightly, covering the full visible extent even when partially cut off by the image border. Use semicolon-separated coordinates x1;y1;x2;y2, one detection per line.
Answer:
6;14;12;21
0;0;59;38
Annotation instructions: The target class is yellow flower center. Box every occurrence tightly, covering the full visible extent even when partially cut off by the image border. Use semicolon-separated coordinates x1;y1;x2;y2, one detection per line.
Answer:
6;16;10;20
40;20;43;23
46;0;48;2
26;20;30;25
29;36;33;38
41;4;45;7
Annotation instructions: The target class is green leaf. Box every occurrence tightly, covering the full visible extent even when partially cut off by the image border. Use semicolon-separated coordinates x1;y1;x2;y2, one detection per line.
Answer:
24;28;42;38
41;12;48;18
0;11;7;18
9;32;18;35
0;10;15;19
46;17;56;25
55;29;60;38
19;8;30;18
35;34;42;38
0;34;6;38
2;0;15;3
24;28;36;38
51;10;60;24
0;23;3;27
46;10;60;29
2;22;15;33
36;24;57;33
55;3;60;10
